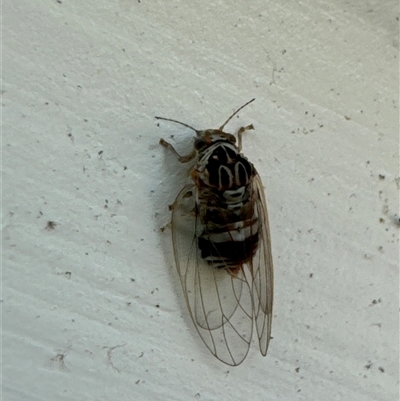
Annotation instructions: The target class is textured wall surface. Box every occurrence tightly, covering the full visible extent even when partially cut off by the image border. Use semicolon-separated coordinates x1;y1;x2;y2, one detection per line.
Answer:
3;1;399;400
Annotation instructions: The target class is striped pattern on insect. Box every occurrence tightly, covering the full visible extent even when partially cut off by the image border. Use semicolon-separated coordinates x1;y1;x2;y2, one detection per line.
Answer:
157;99;273;366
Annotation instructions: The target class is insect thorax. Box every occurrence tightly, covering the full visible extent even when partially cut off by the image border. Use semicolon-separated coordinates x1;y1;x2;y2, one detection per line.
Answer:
194;141;253;190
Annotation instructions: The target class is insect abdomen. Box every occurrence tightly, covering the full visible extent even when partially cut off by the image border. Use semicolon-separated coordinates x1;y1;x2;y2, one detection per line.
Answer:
198;218;259;267
197;187;260;267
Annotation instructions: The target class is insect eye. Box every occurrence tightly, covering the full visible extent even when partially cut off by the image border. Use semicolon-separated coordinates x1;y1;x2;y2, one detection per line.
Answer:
227;134;236;143
194;138;206;150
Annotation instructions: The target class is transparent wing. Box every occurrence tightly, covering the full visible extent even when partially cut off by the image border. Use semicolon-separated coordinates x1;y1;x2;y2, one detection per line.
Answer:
171;184;254;366
251;173;274;356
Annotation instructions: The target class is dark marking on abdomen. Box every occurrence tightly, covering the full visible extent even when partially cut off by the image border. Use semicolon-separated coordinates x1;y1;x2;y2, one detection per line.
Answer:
198;233;259;267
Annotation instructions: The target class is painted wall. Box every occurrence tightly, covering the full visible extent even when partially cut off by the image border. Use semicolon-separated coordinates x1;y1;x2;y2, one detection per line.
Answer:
3;1;398;400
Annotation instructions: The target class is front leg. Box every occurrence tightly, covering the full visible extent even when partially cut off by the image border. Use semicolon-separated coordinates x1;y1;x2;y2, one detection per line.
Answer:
236;124;254;152
159;138;196;163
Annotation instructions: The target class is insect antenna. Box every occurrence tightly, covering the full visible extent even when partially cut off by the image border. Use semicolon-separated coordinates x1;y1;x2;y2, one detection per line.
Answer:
155;116;200;134
219;98;255;131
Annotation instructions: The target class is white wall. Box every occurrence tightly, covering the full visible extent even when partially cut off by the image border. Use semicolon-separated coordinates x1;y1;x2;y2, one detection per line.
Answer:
3;1;399;400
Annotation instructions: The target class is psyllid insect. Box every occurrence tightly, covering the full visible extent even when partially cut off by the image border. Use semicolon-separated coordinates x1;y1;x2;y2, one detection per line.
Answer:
157;99;273;366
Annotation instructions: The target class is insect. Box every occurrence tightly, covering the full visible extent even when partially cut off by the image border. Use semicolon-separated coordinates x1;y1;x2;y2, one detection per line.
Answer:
157;99;273;366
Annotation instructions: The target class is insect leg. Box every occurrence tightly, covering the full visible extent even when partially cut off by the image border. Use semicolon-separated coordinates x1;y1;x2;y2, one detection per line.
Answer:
159;138;196;163
237;124;254;152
